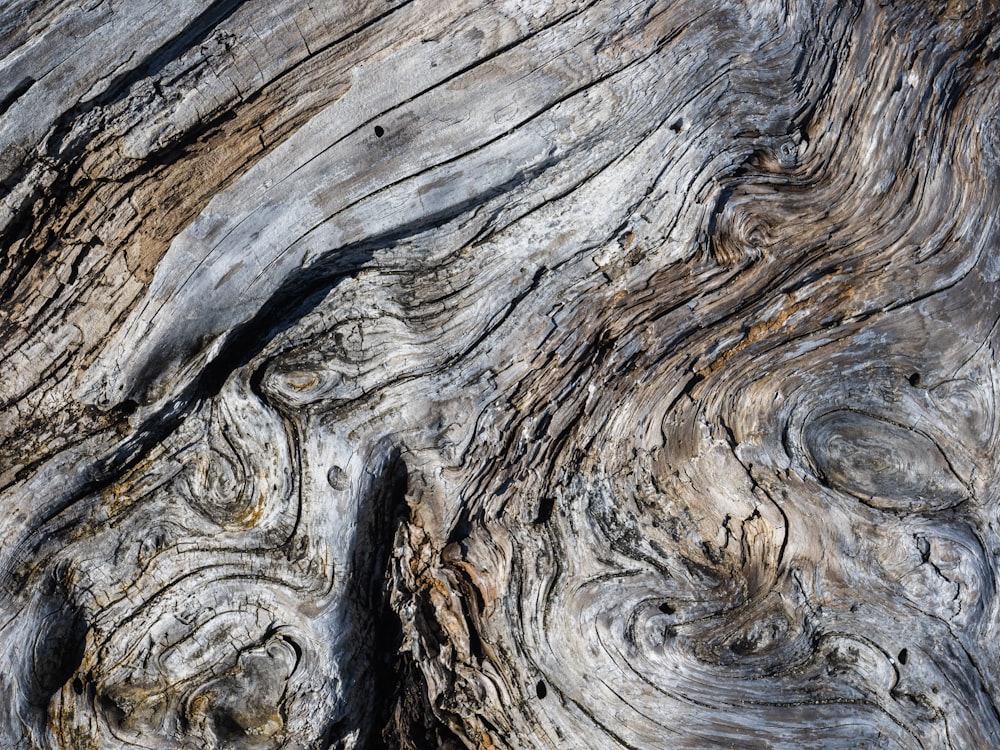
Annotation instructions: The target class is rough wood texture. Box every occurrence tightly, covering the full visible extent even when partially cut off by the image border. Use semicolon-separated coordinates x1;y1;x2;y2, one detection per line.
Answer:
2;1;999;748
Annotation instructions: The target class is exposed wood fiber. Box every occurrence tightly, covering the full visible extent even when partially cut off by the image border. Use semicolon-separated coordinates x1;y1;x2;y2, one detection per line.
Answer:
1;1;999;748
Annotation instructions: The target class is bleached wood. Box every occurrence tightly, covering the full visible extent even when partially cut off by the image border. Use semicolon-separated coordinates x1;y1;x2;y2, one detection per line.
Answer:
2;1;999;748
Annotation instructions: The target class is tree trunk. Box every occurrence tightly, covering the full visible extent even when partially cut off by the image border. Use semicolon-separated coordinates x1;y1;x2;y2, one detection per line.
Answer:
2;1;999;747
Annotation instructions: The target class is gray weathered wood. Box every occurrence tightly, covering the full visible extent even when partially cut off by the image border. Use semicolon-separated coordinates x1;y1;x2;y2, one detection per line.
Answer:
2;0;999;748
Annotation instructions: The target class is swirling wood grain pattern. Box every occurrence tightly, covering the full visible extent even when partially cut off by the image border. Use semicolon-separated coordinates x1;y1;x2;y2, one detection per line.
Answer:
2;0;999;748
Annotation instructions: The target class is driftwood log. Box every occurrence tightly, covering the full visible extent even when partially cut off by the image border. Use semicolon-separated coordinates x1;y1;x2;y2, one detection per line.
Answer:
2;1;999;748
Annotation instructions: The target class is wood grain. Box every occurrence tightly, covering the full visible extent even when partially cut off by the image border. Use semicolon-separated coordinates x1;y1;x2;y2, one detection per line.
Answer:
2;0;999;748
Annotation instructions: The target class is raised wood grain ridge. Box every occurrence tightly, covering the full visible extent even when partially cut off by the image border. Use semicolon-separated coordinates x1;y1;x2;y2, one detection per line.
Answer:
2;1;999;748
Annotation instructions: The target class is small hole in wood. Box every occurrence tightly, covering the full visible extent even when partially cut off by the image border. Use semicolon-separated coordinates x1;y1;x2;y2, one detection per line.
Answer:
897;648;908;665
535;680;547;699
327;465;348;490
658;602;675;614
533;496;555;525
374;125;385;138
670;118;684;133
72;677;84;695
908;372;921;387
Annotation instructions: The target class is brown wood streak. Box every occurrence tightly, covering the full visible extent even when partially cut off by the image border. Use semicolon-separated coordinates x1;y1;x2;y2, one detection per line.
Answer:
1;0;1000;748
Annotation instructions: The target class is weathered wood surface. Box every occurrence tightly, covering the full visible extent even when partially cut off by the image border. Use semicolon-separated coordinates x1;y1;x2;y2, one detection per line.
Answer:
2;0;999;747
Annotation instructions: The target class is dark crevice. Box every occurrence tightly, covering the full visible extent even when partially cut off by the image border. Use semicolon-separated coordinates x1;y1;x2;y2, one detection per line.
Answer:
357;453;466;750
0;76;35;117
346;448;411;749
534;495;556;525
26;575;87;711
372;654;465;750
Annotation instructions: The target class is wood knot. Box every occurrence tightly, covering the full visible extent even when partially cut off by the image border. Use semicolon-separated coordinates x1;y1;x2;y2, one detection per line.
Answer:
185;634;301;746
804;409;968;512
707;189;777;267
